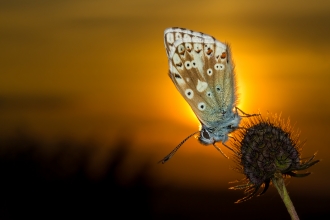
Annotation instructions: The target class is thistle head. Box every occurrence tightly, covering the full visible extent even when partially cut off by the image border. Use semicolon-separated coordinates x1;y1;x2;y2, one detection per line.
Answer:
230;114;319;203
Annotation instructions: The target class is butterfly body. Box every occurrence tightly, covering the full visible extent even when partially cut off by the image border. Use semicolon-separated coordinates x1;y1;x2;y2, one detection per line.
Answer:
164;27;241;146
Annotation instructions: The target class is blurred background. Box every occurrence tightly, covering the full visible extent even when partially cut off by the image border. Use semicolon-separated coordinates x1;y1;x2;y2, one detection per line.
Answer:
1;0;329;219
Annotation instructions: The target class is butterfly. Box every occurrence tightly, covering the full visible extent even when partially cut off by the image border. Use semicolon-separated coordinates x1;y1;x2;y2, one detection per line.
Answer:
159;27;257;164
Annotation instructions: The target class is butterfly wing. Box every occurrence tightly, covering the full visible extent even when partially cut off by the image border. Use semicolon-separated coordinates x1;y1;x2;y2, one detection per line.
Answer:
164;27;238;128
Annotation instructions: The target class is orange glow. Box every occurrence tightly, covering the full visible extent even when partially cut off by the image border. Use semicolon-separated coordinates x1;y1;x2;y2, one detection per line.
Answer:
0;0;329;193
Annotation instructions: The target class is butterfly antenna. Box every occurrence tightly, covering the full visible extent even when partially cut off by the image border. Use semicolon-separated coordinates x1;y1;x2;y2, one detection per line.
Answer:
158;131;199;164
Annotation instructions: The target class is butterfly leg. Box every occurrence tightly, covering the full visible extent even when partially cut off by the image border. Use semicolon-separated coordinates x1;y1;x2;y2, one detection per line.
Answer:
213;143;229;159
235;107;260;118
213;141;238;159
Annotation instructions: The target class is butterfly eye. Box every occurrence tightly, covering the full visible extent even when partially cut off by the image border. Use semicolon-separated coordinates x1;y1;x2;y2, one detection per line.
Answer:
198;102;206;111
185;61;192;70
202;130;210;139
214;64;225;70
185;89;194;99
207;68;213;76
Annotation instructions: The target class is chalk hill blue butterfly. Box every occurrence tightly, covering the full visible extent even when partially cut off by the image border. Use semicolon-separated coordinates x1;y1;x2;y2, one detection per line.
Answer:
159;27;257;164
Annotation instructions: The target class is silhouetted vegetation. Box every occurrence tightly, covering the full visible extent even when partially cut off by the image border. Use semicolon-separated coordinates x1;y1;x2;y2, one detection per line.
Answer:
0;131;328;219
0;132;152;219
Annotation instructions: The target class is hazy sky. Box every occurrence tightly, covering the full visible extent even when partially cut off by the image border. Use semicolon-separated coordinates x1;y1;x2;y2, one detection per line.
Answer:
1;0;330;193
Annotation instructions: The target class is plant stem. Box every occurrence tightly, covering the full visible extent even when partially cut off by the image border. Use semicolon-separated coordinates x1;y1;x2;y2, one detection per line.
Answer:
272;172;299;220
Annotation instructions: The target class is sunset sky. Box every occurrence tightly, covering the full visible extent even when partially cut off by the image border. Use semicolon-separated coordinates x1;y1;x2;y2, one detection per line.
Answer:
1;0;330;200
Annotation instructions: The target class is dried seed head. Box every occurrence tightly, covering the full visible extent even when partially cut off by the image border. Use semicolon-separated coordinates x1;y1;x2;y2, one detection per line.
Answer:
230;114;319;203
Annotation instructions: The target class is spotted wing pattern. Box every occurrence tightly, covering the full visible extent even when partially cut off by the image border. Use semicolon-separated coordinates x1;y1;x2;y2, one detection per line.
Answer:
164;27;237;128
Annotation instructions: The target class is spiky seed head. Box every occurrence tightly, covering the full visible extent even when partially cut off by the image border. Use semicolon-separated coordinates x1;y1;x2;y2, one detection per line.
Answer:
230;114;319;203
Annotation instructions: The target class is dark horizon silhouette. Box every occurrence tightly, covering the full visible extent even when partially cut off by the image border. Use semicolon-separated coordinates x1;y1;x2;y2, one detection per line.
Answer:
0;131;327;219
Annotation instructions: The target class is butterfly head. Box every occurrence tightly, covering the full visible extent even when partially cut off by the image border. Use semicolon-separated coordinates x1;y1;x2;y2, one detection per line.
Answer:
198;114;241;145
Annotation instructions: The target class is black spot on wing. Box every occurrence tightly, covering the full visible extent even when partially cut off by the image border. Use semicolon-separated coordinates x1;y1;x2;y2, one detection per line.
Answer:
174;73;182;79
